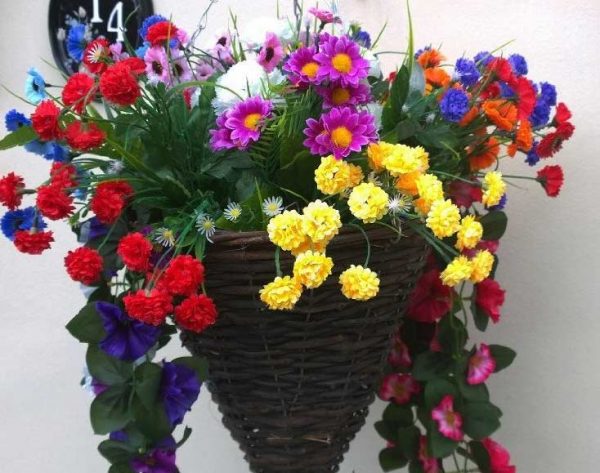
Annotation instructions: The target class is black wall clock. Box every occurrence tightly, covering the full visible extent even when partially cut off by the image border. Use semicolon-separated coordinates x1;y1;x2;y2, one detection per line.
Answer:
49;0;154;75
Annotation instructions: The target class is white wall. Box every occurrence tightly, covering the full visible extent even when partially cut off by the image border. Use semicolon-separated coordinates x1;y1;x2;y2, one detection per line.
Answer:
0;1;598;472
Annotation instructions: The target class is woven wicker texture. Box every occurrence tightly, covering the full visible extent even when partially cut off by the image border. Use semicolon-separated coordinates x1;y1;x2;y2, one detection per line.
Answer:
183;227;428;473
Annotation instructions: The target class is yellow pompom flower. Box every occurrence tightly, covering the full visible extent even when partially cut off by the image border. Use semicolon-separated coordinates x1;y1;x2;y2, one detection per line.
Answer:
440;255;473;287
470;250;495;283
414;173;444;214
482;171;506;207
260;276;303;310
347;163;365;188
456;215;483;250
302;200;342;245
348;182;389;223
383;144;429;176
293;251;334;288
267;210;306;251
426;199;461;238
367;142;394;172
290;238;327;256
314;156;352;195
339;265;380;300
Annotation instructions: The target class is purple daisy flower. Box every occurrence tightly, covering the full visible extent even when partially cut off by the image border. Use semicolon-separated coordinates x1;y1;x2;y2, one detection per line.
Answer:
220;96;273;149
209;111;235;151
258;32;284;73
144;46;170;85
283;46;320;85
303;107;378;159
314;35;370;86
96;302;161;361
316;81;371;108
130;437;177;473
160;362;201;426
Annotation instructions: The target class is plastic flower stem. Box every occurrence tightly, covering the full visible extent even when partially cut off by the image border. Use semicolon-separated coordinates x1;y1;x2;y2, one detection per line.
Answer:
96;220;119;253
431;170;480;185
490;174;537;181
274;246;282;277
452;452;462;472
347;223;371;267
458;282;469;326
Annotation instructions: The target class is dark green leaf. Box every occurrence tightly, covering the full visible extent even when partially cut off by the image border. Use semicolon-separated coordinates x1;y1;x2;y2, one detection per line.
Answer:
480;211;508;240
0;126;37;150
412;352;453;381
424;378;457;409
66;302;105;344
134;362;163;410
489;345;517;372
172;356;209;382
90;385;132;435
86;345;133;385
437;315;468;354
469;440;491;473
98;440;136;464
109;464;135;473
428;427;458;458
382;66;409;132
396;426;421;460
461;402;502;440
375;420;397;443
458;377;490;402
408;460;426;473
471;298;490;332
131;396;172;442
379;447;409;471
176;426;193;448
383;403;414;428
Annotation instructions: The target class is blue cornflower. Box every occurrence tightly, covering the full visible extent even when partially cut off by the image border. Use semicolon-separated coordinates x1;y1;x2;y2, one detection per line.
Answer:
354;30;372;49
439;88;470;123
474;51;494;67
24;68;47;104
66;22;88;62
5;109;31;132
499;82;515;98
1;207;46;241
489;194;507;211
454;58;480;87
525;142;540;166
539;82;557;106
24;140;53;156
529;98;551;127
43;143;69;162
508;54;528;76
139;14;167;40
135;42;150;58
160;361;201;426
78;217;108;243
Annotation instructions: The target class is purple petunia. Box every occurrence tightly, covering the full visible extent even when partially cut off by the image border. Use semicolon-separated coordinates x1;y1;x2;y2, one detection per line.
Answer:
130;437;177;473
439;88;470;122
160;362;201;426
316;81;371;108
303;106;378;159
454;58;480;87
283;46;320;85
314;35;370;86
96;301;161;361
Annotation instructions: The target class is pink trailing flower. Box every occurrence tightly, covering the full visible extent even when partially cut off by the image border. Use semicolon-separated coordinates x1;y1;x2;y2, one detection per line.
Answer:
144;46;170;85
379;373;420;404
314;35;370;86
170;49;193;84
283;47;321;85
387;332;412;369
258;33;284;72
316;81;371;108
303;106;377;159
308;7;340;24
475;279;506;323
212;32;235;66
481;438;516;473
418;436;440;473
467;343;496;385
431;395;464;441
196;62;215;81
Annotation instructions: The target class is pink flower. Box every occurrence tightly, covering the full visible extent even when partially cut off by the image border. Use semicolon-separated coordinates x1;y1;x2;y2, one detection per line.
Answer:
467;344;496;385
109;43;129;61
209;111;235;151
316;81;371;108
431;395;463;441
418;436;440;473
314;35;370;86
308;7;340;24
258;33;284;72
303;106;377;159
283;47;321;85
447;179;482;208
144;46;170;85
170;49;193;84
481;438;516;473
475;279;506;323
379;373;420;404
387;332;412;369
196;62;215;81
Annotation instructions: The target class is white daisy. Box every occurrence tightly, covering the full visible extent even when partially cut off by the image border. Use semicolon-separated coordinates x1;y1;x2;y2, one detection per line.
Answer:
154;228;176;247
388;194;412;215
196;214;216;242
86;42;105;64
223;202;243;222
262;196;284;217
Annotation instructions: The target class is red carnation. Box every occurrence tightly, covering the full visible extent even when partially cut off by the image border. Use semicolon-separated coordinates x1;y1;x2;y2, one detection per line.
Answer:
481;438;516;473
36;184;74;220
13;230;54;255
65;121;106;151
117;232;153;272
158;255;205;296
64;247;104;285
174;294;218;333
90;180;133;224
118;57;147;75
0;172;25;210
474;278;505;323
537;164;564;197
123;289;173;326
83;38;111;75
146;21;179;46
554;102;572;125
50;163;77;189
99;62;141;106
480;81;501;100
512;76;536;120
62;73;96;113
537;122;575;158
100;180;134;196
31;100;62;141
407;269;453;323
488;58;514;82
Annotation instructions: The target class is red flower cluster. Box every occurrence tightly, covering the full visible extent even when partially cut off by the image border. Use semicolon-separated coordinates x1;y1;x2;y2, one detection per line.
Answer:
50;163;78;188
64;247;104;285
90;180;133;224
13;230;54;255
36;183;74;220
117;232;153;272
407;269;453;323
62;73;96;113
0;172;24;210
123;289;173;326
158;255;205;296
537;103;574;158
475;278;506;323
537;164;564;197
31;100;62;141
146;21;179;46
83;38;111;75
481;438;516;473
100;61;143;106
65;121;106;151
174;294;218;333
387;332;412;369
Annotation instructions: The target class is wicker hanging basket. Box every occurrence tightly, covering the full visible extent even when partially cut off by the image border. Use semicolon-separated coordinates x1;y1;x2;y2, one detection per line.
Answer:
182;227;428;473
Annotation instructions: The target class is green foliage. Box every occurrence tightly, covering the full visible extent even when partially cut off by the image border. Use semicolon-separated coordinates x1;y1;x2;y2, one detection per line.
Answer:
469;440;492;473
461;401;502;440
489;345;517;372
0;126;37;150
90;384;132;435
379;447;409;471
86;345;133;385
383;403;414;428
412;352;454;381
66;302;105;344
437;315;468;354
480;211;508;240
382;66;409;133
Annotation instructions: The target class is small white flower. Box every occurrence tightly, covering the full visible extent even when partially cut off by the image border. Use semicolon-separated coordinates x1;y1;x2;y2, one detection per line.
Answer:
78;6;87;18
56;28;66;41
388;194;412;215
425;112;436;124
154;228;176;247
262;196;284;217
108;160;124;175
224;202;243;222
196;214;216;242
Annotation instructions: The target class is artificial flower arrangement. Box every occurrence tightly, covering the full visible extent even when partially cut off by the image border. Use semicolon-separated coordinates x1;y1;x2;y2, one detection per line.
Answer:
0;2;573;473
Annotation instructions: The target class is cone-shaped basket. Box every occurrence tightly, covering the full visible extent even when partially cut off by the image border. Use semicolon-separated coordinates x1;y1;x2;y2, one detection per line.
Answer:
183;227;428;473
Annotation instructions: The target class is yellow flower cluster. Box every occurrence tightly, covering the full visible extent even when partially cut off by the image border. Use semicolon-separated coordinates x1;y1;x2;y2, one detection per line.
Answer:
339;265;380;300
415;174;444;214
259;276;303;310
314;155;364;195
456;215;483;250
440;249;495;287
348;182;389;223
482;171;506;207
426;199;461;238
293;251;333;288
302;200;342;245
267;210;306;252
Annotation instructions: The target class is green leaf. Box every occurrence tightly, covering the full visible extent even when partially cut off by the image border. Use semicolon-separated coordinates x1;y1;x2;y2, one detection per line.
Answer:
396;425;421;460
424;378;457;409
489;345;517;372
461;402;502;440
379;447;408;471
480;211;508;240
471;298;490;332
86;345;133;385
0;126;37;150
412;352;453;381
66;302;106;344
383;403;414;428
382;65;409;132
131;396;172;442
469;440;492;473
98;440;136;464
172;356;209;382
457;377;490;402
176;426;193;448
428;427;458;458
109;464;135;473
90;385;132;435
375;420;397;443
134;362;163;410
408;460;426;473
437;315;468;354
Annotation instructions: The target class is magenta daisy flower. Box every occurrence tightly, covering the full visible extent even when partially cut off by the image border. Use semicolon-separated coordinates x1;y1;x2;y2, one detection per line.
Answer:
258;32;284;73
303;106;377;159
308;7;340;24
379;373;420;405
145;46;170;85
316;81;371;108
431;395;464;441
209;111;235;151
283;47;321;85
314;35;370;86
467;343;496;385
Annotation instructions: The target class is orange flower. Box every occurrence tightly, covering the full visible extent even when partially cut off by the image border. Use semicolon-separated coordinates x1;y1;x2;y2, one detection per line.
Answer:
482;100;518;131
425;68;451;89
395;171;421;196
515;120;533;152
459;106;479;127
469;138;500;171
417;49;445;68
